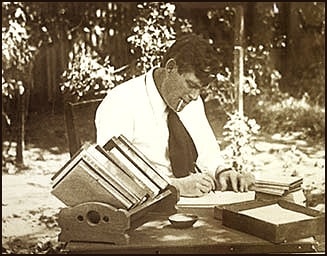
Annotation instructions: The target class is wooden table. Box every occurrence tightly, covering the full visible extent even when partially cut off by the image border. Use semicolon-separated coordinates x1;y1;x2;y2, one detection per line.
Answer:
63;207;320;254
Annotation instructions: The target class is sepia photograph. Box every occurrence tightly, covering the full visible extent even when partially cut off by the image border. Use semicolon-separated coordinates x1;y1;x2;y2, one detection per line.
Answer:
2;2;325;254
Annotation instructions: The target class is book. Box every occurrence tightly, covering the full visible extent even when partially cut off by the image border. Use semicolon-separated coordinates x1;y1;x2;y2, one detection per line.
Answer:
254;187;286;196
82;146;141;207
255;173;303;187
177;190;256;208
51;158;134;210
86;145;149;204
254;172;303;197
283;188;306;206
104;135;169;191
51;144;139;208
117;135;170;189
107;146;161;198
51;145;89;186
254;182;301;190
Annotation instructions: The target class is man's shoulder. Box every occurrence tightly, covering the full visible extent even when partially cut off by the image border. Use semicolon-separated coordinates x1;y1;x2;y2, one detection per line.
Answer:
111;74;145;94
100;74;146;106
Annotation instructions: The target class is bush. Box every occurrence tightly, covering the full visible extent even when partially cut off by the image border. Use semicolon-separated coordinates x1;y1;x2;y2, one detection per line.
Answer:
247;92;325;142
60;40;124;101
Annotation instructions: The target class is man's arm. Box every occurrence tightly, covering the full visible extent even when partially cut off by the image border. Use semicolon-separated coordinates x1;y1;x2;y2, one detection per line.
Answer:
176;98;255;194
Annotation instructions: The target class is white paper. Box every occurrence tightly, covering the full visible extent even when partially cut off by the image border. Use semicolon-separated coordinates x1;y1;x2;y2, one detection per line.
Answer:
239;204;313;224
177;190;255;208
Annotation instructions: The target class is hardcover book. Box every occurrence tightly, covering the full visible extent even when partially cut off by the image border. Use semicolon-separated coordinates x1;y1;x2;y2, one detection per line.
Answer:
87;145;149;204
51;135;171;210
105;145;160;198
254;173;303;196
51;156;134;210
82;146;142;206
104;135;169;191
255;173;303;187
51;144;89;187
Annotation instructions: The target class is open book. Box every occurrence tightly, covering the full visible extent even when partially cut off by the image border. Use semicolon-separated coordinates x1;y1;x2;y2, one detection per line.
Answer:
177;190;256;208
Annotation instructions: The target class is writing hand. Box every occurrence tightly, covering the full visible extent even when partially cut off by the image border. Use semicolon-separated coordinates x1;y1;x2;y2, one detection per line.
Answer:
171;173;215;197
217;169;255;192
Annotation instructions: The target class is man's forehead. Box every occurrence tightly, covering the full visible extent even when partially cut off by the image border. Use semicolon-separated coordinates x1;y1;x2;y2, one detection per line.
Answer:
179;67;216;86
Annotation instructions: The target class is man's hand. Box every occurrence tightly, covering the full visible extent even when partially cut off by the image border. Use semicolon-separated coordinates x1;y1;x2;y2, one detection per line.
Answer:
170;173;215;197
216;169;255;192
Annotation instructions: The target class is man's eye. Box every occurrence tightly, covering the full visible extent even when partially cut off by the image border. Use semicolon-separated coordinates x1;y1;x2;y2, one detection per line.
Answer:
186;80;201;89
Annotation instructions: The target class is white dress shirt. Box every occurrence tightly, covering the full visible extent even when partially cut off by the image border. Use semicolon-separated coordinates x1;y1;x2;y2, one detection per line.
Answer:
95;68;225;180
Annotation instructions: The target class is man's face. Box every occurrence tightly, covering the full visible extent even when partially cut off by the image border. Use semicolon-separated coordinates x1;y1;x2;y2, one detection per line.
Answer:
161;69;203;112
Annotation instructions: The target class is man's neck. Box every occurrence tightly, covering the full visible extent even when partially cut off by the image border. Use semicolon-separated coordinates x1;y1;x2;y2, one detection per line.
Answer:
152;67;168;105
153;67;166;92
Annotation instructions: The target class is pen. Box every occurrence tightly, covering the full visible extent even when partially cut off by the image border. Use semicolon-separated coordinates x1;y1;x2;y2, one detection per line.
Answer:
193;162;202;173
194;162;216;192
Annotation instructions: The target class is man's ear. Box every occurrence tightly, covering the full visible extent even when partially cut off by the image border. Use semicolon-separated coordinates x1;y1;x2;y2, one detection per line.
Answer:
165;58;177;73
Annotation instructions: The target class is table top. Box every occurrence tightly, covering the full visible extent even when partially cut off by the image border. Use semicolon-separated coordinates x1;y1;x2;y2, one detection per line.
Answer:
64;207;319;254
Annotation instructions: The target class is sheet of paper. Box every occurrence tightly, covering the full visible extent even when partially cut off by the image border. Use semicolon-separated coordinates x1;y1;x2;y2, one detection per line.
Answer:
177;190;255;208
239;204;313;224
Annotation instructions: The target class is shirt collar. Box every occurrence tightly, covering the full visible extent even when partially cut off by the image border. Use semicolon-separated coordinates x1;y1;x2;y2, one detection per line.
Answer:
145;67;168;114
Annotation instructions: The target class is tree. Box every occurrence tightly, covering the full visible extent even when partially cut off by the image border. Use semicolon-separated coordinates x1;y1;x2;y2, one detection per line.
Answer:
2;2;38;166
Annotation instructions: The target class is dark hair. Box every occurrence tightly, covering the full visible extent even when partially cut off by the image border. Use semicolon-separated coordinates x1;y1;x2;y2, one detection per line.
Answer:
162;33;219;86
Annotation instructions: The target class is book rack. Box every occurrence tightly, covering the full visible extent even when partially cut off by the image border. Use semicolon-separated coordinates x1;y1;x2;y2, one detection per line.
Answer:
57;185;178;245
52;135;180;245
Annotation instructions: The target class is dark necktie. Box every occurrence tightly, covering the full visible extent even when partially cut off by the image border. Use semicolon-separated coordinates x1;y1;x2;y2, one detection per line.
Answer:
167;108;198;178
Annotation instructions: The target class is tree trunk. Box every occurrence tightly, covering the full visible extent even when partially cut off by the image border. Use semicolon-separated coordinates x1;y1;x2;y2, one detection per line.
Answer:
16;87;25;165
233;5;244;116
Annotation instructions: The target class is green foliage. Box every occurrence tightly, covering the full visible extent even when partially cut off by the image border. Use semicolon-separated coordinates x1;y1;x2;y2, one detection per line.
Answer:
60;40;124;101
127;2;192;74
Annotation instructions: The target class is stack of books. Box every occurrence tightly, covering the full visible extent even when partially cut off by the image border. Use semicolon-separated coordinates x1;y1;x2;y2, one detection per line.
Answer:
51;135;169;210
255;174;303;196
254;173;305;205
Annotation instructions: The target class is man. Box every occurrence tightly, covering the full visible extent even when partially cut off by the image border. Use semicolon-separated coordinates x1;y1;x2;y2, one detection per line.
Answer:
95;33;254;197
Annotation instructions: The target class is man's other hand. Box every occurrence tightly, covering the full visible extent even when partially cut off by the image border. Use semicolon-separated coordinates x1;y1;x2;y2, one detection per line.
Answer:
171;173;215;197
217;169;255;192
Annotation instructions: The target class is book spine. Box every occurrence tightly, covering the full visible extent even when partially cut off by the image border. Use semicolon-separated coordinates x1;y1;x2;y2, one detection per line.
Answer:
89;145;149;204
84;146;140;205
51;143;91;183
108;146;160;198
254;184;290;190
51;158;133;210
82;148;140;207
254;188;285;196
108;135;168;190
118;135;169;189
255;178;303;187
105;137;162;191
81;159;134;210
52;148;86;188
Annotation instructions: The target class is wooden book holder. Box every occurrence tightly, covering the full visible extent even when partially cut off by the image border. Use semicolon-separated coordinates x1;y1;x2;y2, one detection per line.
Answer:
57;186;178;245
